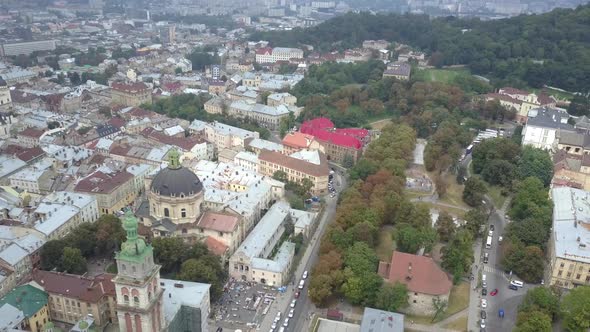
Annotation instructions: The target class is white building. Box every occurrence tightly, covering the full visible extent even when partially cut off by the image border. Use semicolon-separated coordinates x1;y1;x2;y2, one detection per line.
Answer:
522;108;574;150
229;201;295;286
228;100;299;130
189;120;259;152
255;47;304;64
41;191;100;225
234;151;259;172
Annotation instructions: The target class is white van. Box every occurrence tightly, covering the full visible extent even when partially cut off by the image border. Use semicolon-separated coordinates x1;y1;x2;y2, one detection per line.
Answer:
482;274;487;287
510;280;524;287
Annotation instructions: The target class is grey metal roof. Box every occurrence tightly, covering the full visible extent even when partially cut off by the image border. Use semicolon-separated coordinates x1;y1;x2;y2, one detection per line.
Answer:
150;166;203;197
360;307;404;332
552;187;590;264
526;107;574;130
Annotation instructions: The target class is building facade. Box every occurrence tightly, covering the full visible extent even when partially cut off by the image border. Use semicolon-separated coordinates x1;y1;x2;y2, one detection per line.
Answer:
111;82;152;107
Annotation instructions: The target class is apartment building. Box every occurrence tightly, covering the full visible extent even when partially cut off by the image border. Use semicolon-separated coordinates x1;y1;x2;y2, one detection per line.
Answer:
31;270;117;327
189;119;259;152
111;82;152;107
258;149;330;195
74;170;137;215
300;118;369;164
549;187;590;289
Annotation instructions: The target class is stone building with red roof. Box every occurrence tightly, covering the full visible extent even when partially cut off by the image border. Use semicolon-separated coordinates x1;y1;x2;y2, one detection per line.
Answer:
31;270;117;327
299;117;369;164
74;170;136;215
111;82;152;107
17;127;44;147
378;251;452;315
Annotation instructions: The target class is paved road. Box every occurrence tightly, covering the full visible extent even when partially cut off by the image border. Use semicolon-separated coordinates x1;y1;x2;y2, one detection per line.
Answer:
257;171;346;332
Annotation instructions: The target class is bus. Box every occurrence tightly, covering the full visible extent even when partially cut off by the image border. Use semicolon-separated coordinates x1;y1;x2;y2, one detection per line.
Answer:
486;236;493;249
466;144;474;155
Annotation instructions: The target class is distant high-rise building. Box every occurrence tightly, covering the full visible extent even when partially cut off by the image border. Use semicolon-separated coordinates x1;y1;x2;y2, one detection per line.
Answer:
158;24;176;45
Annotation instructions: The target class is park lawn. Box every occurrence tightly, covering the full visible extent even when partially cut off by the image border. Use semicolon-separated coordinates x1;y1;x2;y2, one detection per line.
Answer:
376;226;396;262
427;171;468;210
414;67;472;84
532;87;574;101
488;185;508;209
405;282;470;325
444;282;471;318
442;315;468;331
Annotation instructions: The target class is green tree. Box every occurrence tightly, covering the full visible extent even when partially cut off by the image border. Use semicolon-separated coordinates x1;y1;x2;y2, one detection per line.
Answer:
436;211;456;242
342;153;355;168
152;237;189;273
514;310;552;332
517;147;553;187
187;49;219;71
61;247;87;274
177;257;225;300
40;240;66;271
394;224;424;254
441;229;474;284
341;269;383;305
272;170;288;183
567;95;590;117
374;282;409;312
463;209;486;238
519;287;560;320
95;214;126;255
562;286;590;332
349;159;379;180
462;177;488;207
308;274;334;306
344;242;378;275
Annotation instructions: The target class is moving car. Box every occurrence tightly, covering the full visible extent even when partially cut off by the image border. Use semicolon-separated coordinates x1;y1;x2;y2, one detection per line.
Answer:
483;253;489;264
490;289;498;296
510;280;524;287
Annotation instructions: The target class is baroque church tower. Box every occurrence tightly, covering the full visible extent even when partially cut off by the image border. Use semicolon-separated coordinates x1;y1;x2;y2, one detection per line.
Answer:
114;210;165;332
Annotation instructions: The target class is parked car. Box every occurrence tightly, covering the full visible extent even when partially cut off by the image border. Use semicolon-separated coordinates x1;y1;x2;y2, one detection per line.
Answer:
288;309;294;318
508;284;518;291
498;236;503;243
480;319;486;328
283;318;289;327
483;253;489;264
294;291;300;298
490;225;495;231
481;299;487;308
298;280;305;289
482;288;487;296
481;310;487;319
290;299;297;308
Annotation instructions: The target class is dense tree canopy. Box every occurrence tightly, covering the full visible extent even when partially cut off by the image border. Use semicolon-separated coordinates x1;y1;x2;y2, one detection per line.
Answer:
561;286;590;332
251;6;590;91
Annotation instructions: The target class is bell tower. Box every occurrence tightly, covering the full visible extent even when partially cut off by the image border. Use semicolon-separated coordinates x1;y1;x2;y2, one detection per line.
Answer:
114;210;165;332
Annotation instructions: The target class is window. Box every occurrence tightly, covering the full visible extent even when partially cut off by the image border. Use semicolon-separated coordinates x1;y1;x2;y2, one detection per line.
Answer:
567;272;572;278
577;274;582;279
560;262;565;268
181;208;186;218
134;296;139;304
124;295;129;302
558;270;563;277
164;208;169;217
182;228;187;234
413;300;417;303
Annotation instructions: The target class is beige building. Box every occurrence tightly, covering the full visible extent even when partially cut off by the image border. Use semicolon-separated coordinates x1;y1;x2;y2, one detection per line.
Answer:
484;87;557;124
267;92;297;106
111;82;152;107
17;127;44;148
378;251;452;316
31;270;117;327
194;211;241;257
258;149;329;195
0;78;12;111
74;170;137;215
281;132;324;155
204;97;226;114
549;187;590;289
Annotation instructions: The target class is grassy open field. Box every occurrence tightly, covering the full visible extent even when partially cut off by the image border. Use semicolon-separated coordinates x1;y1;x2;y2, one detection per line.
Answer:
376;225;395;262
442;315;468;331
413;67;473;84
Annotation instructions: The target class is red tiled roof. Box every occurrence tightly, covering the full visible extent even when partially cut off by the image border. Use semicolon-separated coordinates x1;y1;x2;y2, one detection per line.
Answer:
32;270;116;303
255;47;273;55
379;251;452;296
299;118;366;150
282;132;316;149
162;82;183;93
499;87;530;96
109;144;131;156
111;82;149;93
538;93;556;106
205;236;229;256
126;107;158;119
107;117;127;129
3;145;45;162
74;170;133;194
197;211;239;233
18;127;44;138
140;127;202;151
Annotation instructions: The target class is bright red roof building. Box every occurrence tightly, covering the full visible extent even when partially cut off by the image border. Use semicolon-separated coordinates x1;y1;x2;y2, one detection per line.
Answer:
299;117;368;150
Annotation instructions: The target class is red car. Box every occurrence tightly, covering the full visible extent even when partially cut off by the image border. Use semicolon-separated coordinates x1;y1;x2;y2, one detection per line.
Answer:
295;291;300;298
490;289;498;296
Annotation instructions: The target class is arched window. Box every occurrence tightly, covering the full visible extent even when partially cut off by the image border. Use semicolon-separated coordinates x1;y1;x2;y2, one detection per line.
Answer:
123;295;129;302
134;296;139;304
164;208;169;217
181;208;186;218
132;266;136;273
